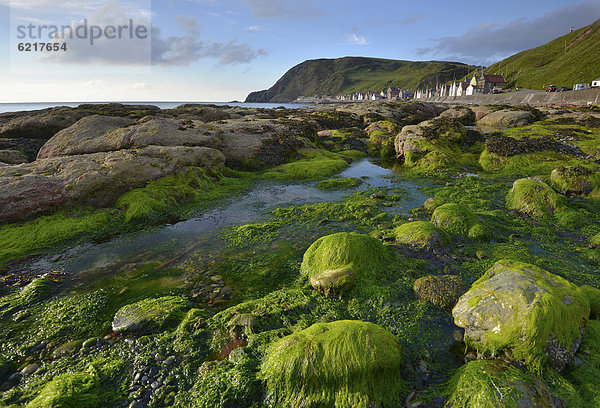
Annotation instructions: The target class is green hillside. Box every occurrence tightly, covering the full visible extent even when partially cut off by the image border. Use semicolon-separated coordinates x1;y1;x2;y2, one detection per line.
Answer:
246;57;476;102
488;18;600;90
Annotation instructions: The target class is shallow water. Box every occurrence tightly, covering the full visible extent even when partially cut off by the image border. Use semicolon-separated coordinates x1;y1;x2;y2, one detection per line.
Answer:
21;159;430;298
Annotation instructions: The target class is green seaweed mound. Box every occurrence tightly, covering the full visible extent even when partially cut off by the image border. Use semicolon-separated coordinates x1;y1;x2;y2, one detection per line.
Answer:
506;178;564;217
26;372;100;408
316;177;363;190
453;260;590;371
261;320;405;408
430;203;488;239
445;360;560;408
549;166;598;196
393;221;450;249
413;275;465;309
112;295;189;334
0;278;54;319
301;232;388;281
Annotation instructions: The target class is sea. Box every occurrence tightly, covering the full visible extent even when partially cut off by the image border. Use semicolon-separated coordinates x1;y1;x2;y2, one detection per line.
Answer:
0;101;310;114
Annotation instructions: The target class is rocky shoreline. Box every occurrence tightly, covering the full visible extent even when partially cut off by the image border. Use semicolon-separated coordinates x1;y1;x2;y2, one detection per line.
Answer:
1;100;600;407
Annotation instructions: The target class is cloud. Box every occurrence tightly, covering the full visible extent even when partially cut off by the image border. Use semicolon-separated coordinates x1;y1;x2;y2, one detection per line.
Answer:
151;26;267;65
35;0;265;66
82;79;108;86
131;82;152;89
416;0;600;65
348;33;369;46
175;16;200;34
240;0;323;19
247;25;261;32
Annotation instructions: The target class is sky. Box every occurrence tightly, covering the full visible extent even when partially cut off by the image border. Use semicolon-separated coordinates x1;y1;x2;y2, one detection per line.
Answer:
0;0;598;102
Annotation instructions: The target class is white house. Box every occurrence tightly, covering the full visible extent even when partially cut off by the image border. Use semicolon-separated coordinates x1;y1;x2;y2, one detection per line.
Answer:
592;78;600;87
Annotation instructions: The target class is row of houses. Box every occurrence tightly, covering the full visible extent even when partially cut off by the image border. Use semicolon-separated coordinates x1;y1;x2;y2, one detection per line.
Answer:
414;74;507;99
336;87;414;101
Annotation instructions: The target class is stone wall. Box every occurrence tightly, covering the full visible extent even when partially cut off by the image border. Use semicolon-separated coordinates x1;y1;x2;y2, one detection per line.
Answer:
417;88;600;106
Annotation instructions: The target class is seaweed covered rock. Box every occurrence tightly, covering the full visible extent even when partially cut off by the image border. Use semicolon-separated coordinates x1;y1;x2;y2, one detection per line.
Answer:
0;277;54;319
261;320;405;408
25;372;100;408
394;117;467;171
478;109;535;127
0;106;88;140
506;178;565;217
365;120;399;158
431;203;489;240
112;296;189;335
301;232;388;295
393;221;450;249
453;260;589;371
550;166;598;196
444;360;563;408
413;275;466;309
0;145;225;223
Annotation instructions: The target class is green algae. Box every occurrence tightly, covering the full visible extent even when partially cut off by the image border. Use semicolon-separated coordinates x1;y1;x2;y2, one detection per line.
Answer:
506;178;565;218
112;295;190;334
261;149;350;181
580;285;600;317
0;278;54;319
393;221;450;249
261;320;406;408
550;166;600;196
25;372;100;408
316;177;363;190
444;359;559;408
431;202;489;240
0;209;119;266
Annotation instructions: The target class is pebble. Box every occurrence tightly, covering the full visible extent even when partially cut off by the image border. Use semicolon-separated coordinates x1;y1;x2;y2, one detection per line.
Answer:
128;401;145;408
141;375;148;383
164;356;175;366
150;380;162;389
148;367;158;377
20;363;40;376
8;373;22;384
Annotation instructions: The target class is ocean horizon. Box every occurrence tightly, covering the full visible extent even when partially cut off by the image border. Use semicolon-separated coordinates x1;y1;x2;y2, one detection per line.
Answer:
0;101;309;114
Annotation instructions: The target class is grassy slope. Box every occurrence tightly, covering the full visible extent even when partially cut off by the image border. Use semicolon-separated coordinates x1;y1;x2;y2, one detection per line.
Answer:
488;19;600;89
246;57;476;102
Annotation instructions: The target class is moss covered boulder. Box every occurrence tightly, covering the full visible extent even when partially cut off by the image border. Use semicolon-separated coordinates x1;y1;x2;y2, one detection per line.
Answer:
477;109;535;127
445;359;563;408
431;203;489;240
301;232;388;295
506;178;565;217
365;120;399;158
0;277;54;319
414;275;466;309
453;260;589;371
393;221;450;249
550;166;598;196
261;320;405;408
26;372;100;408
112;295;189;334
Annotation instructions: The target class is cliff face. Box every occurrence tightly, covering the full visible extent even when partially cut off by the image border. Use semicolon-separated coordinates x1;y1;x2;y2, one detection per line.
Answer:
246;57;476;102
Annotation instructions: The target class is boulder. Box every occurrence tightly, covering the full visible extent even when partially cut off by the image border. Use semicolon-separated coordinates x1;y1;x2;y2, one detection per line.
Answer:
112;296;189;334
550;166;598;196
414;275;466;309
431;203;489;240
393;221;450;249
0;146;225;222
478;109;535;127
0;149;28;164
470;105;493;121
580;285;600;318
506;178;564;217
445;359;564;408
261;320;405;408
438;106;475;125
38;116;223;159
337;101;443;126
301;232;389;295
453;260;589;370
0;107;88;139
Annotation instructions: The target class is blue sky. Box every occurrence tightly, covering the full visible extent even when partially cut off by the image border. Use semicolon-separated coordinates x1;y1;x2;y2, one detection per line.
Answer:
0;0;598;102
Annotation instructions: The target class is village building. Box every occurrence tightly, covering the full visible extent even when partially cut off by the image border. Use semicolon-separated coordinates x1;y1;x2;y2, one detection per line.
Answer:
592;78;600;87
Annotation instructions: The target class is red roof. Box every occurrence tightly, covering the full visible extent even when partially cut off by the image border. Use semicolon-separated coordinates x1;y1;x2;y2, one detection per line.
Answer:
484;74;506;83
